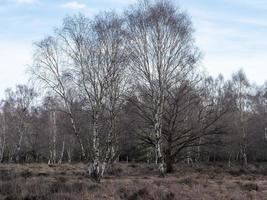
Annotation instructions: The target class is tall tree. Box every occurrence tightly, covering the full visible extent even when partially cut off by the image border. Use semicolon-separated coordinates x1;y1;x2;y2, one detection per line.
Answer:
232;70;250;166
4;85;36;162
59;12;128;182
125;0;200;175
32;37;86;160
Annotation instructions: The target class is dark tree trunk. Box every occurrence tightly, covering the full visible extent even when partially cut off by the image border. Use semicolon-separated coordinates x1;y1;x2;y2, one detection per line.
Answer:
165;134;174;173
166;155;174;173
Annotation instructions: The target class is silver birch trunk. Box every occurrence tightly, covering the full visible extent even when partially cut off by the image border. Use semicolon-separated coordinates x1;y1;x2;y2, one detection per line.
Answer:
154;100;165;176
67;147;72;163
65;103;86;160
102;129;112;177
187;149;193;165
48;111;57;164
58;140;65;164
52;111;57;164
89;110;102;182
15;122;25;163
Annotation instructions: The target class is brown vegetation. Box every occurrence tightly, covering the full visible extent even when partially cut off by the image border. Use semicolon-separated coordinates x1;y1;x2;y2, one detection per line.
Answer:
0;163;267;200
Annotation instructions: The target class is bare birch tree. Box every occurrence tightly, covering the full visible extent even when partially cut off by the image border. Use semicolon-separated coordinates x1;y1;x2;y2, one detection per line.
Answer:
232;70;250;166
94;12;129;171
125;0;200;176
59;13;128;181
32;37;86;160
4;85;36;162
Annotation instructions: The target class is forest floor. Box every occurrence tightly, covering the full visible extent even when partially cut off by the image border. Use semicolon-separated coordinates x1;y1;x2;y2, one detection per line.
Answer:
0;162;267;200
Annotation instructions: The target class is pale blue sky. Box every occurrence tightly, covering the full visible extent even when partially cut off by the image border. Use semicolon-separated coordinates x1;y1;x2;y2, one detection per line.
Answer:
0;0;267;96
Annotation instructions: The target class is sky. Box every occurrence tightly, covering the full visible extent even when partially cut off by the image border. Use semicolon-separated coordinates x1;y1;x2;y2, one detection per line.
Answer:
0;0;267;96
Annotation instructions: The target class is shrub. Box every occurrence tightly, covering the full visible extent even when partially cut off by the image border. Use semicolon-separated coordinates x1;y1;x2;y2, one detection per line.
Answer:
127;188;150;200
241;182;259;191
0;170;13;181
21;170;33;178
0;181;15;196
106;166;123;176
177;176;195;186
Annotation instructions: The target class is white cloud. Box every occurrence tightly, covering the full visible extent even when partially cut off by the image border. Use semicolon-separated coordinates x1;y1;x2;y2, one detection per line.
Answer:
109;0;136;5
183;5;267;84
16;0;37;4
61;1;87;9
223;0;267;10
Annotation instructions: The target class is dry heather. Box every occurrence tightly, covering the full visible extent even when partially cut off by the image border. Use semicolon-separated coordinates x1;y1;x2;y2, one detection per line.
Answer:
0;163;267;199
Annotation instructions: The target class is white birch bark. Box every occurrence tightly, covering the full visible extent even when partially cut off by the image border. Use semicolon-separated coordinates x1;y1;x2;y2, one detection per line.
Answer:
67;147;72;163
89;109;103;182
65;102;86;160
48;111;57;164
58;140;65;164
14;119;25;163
52;111;57;163
154;99;165;176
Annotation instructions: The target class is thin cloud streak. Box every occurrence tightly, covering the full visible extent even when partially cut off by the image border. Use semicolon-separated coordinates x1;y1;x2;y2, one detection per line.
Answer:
61;1;87;10
223;0;267;10
16;0;37;4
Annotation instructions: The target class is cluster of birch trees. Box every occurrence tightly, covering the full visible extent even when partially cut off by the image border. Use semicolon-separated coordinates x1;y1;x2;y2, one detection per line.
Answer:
0;0;267;182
